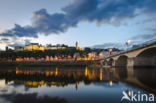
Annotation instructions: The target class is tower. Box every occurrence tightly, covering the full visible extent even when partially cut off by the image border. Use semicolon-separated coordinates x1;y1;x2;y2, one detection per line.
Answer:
6;46;8;51
75;41;79;50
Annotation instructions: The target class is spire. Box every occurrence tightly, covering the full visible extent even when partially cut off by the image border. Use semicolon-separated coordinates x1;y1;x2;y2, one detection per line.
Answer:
76;41;79;50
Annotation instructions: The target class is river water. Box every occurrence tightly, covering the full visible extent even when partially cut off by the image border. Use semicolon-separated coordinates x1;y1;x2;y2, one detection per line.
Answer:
0;66;155;103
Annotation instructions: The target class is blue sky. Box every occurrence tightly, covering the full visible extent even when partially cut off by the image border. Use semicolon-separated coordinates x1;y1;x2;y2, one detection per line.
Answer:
0;0;156;50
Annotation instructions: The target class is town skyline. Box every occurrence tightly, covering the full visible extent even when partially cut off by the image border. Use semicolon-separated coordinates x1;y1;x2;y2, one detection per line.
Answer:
0;1;155;103
0;0;156;50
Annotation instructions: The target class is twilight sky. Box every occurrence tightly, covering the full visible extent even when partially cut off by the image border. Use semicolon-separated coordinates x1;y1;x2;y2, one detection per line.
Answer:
0;0;156;50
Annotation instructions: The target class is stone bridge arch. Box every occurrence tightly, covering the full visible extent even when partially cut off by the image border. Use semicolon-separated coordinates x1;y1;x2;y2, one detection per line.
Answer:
134;47;156;67
123;44;156;58
103;60;108;66
100;44;156;67
108;58;114;66
100;59;108;66
115;55;128;67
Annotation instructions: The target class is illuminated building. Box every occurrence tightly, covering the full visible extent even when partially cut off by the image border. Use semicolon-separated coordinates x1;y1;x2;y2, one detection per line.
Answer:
75;41;82;51
47;46;66;50
18;43;45;51
14;42;82;52
99;51;119;58
73;52;80;60
76;41;79;50
39;46;46;51
88;52;97;60
23;43;67;51
24;43;40;51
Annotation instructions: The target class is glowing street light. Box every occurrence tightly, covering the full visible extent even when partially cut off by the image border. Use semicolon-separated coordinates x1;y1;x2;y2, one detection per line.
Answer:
109;48;113;55
126;40;131;46
125;40;131;50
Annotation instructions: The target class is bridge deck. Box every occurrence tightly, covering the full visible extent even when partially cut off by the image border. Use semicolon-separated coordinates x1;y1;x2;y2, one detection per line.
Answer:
99;40;156;60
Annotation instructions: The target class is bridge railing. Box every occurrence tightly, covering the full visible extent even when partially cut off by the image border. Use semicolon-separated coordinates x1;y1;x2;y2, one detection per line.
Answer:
100;39;156;60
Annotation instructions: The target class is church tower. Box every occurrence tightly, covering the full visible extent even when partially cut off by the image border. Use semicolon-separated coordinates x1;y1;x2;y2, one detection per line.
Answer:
75;41;79;50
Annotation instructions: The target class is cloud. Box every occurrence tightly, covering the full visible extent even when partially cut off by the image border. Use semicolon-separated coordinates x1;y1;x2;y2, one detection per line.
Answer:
0;24;38;38
0;37;10;44
8;43;24;48
0;36;31;49
130;33;156;41
0;0;156;37
8;39;31;48
92;42;124;49
31;9;72;34
0;38;9;41
92;33;156;49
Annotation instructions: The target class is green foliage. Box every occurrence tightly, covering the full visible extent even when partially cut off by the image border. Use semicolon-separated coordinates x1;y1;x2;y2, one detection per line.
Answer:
0;48;86;61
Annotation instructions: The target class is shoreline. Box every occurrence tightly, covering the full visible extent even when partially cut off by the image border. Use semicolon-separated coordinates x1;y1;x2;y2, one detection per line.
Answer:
0;60;99;67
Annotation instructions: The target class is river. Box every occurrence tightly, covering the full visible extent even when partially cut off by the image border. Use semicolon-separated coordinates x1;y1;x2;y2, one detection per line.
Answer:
0;66;155;103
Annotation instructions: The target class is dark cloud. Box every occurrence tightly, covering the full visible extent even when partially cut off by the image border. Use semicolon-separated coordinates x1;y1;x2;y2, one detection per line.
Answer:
62;0;156;23
0;24;37;38
0;0;156;37
32;9;72;34
0;38;9;41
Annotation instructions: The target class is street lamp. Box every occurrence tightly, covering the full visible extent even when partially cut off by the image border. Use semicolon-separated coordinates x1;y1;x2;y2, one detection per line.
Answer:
126;40;131;49
109;48;113;55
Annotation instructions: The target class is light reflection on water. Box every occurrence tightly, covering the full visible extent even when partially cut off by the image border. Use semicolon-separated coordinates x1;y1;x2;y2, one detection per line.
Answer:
0;66;156;103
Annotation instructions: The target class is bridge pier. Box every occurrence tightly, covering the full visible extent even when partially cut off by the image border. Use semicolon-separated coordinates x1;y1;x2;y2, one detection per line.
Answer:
100;60;104;66
127;66;134;78
127;57;134;67
112;59;116;67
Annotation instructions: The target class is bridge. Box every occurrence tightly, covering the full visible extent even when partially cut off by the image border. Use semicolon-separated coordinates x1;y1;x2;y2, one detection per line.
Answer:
100;40;156;67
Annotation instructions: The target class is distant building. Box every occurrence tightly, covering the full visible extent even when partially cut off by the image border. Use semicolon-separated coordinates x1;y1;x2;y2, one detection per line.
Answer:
99;50;120;58
6;46;13;52
76;41;79;50
47;46;66;50
14;42;82;51
23;43;69;51
6;46;8;51
15;46;23;51
88;52;97;60
75;41;82;51
39;45;46;51
24;43;45;51
73;52;80;60
24;43;39;51
99;51;110;58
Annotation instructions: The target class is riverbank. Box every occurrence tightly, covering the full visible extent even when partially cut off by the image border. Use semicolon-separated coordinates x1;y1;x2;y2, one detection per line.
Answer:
0;60;99;67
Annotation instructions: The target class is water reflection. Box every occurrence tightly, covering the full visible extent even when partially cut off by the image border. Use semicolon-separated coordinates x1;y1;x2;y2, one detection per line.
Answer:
0;66;118;88
115;66;156;94
0;66;155;103
134;67;156;89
